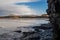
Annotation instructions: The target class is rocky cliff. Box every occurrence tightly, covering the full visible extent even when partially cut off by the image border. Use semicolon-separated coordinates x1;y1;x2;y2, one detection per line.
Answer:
47;0;60;40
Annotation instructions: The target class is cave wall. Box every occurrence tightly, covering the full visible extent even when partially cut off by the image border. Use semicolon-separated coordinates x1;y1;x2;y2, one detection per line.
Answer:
47;0;60;40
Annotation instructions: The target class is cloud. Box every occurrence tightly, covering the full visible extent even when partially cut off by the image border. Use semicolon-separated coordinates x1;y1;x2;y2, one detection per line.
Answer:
0;0;39;16
0;0;41;4
0;5;37;16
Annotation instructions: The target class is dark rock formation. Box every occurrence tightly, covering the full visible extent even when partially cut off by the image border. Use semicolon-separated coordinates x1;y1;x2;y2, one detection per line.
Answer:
47;0;60;40
33;23;52;30
14;30;21;33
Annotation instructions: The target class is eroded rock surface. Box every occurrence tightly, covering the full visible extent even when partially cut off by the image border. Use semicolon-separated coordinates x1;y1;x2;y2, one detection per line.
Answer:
47;0;60;40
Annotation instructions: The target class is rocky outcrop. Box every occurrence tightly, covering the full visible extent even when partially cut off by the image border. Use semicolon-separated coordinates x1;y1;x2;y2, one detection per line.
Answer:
0;23;53;40
47;0;60;40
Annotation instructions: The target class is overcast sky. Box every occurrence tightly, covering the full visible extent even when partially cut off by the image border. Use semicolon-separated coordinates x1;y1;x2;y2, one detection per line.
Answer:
0;0;47;16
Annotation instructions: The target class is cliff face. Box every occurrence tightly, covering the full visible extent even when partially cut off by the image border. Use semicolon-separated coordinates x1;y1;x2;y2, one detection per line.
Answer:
47;0;60;40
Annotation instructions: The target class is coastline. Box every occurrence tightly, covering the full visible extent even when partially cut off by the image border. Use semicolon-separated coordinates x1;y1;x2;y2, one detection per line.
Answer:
0;23;52;40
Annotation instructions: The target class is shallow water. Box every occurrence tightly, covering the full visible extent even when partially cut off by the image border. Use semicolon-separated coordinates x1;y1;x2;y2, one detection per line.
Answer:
0;18;49;30
0;18;52;40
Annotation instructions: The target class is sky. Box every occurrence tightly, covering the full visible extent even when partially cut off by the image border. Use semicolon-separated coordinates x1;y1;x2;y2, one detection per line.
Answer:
0;0;47;16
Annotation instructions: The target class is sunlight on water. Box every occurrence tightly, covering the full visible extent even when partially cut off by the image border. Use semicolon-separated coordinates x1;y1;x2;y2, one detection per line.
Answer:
0;18;49;30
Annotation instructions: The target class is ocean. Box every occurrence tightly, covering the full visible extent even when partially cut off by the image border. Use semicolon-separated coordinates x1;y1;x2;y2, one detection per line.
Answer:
0;18;52;40
0;18;49;31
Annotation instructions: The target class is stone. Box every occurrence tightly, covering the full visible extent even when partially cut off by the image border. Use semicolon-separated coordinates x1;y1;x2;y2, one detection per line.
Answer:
47;0;60;40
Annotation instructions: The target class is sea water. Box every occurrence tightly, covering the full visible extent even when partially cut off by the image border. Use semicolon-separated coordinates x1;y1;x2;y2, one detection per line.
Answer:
0;18;49;31
0;18;53;40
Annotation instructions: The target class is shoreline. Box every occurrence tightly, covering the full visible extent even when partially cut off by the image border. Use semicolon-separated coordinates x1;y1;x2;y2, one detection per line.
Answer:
0;23;52;40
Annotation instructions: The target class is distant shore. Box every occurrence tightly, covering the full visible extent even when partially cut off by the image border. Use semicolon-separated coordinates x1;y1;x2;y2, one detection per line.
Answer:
0;16;49;19
0;14;49;19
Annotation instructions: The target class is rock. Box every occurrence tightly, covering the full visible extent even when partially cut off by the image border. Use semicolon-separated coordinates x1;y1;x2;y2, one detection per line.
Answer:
40;23;53;29
33;23;52;30
14;30;21;33
47;0;60;40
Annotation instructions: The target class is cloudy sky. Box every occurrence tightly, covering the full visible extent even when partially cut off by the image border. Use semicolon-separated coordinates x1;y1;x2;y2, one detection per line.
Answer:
0;0;47;16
